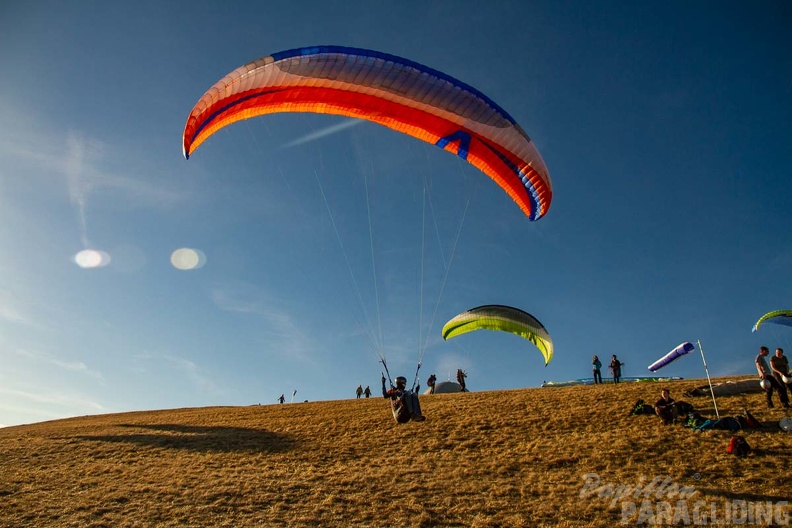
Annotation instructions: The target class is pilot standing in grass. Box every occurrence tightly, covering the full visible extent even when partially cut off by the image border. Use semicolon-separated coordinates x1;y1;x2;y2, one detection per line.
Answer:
770;348;792;402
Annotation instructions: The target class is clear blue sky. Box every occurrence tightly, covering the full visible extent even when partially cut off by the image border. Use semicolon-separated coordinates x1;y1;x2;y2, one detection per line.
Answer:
1;1;790;427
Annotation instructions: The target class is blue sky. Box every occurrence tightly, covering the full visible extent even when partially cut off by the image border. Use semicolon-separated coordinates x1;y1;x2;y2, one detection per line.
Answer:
1;1;790;427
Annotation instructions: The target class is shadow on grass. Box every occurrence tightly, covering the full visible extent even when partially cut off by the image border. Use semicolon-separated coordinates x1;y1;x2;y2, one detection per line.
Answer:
697;488;790;503
76;423;296;453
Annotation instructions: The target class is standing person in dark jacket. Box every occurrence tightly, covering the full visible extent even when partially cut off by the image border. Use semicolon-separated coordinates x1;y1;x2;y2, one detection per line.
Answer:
609;355;623;384
592;355;603;384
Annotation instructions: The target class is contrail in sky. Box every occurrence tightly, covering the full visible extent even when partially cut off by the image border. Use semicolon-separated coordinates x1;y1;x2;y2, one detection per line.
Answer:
281;119;363;149
64;132;97;248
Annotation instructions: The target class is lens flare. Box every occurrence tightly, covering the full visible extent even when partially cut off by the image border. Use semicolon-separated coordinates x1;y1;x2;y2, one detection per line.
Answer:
74;249;111;269
170;248;206;270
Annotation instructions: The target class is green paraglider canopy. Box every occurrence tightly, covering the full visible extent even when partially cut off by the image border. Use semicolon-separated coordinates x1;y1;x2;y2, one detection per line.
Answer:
441;305;553;365
752;310;792;333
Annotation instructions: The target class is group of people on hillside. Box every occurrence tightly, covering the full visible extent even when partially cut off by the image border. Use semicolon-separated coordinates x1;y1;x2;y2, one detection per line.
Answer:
371;345;792;426
355;385;372;399
591;355;624;384
756;346;792;409
645;345;792;426
648;348;792;424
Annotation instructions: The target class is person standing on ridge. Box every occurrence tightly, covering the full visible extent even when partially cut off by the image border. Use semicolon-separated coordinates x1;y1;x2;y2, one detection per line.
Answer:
457;369;467;392
355;385;363;399
609;355;623;384
427;374;437;394
592;355;603;384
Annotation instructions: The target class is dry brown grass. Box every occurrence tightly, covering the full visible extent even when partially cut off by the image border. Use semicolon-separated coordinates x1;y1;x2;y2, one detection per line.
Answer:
1;376;790;527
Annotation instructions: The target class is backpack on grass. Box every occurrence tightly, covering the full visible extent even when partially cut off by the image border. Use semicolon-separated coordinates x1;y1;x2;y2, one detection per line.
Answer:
629;399;655;416
684;412;707;428
727;436;750;457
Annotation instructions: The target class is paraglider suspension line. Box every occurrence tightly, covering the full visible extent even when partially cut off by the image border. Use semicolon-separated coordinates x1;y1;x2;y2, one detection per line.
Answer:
381;359;394;389
411;361;422;392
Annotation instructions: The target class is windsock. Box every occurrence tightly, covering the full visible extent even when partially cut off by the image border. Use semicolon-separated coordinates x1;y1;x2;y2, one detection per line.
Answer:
648;342;694;372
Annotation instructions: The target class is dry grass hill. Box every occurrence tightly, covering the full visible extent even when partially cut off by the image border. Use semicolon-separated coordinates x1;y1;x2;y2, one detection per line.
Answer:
1;375;790;527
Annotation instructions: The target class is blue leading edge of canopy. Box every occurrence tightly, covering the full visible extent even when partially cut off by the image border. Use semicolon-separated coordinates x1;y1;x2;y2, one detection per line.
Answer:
271;46;519;126
435;131;541;221
483;141;542;221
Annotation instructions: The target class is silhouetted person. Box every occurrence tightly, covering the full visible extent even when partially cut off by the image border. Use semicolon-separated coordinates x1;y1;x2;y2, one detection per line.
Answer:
457;369;467;391
427;374;437;394
610;355;623;384
592;355;603;384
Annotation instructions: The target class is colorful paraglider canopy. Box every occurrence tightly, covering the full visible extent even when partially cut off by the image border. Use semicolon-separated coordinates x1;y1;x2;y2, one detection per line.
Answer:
441;305;553;365
183;46;552;220
752;310;792;333
647;342;694;372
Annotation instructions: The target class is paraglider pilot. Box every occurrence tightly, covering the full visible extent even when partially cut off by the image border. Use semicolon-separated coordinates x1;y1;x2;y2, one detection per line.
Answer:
382;376;426;423
457;369;468;391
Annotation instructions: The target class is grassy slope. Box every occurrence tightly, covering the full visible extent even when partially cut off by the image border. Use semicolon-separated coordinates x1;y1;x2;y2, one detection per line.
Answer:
0;376;790;527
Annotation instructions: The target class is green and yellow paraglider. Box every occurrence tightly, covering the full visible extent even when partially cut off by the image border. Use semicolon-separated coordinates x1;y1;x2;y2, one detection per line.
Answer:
441;305;553;365
752;310;792;333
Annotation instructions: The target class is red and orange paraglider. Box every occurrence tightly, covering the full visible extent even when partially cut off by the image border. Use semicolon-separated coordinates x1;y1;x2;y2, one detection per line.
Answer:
183;46;552;220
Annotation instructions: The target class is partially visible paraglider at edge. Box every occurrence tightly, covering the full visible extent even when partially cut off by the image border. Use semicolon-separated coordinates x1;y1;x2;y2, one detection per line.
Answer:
182;45;552;221
647;342;694;372
752;310;792;333
441;305;553;365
